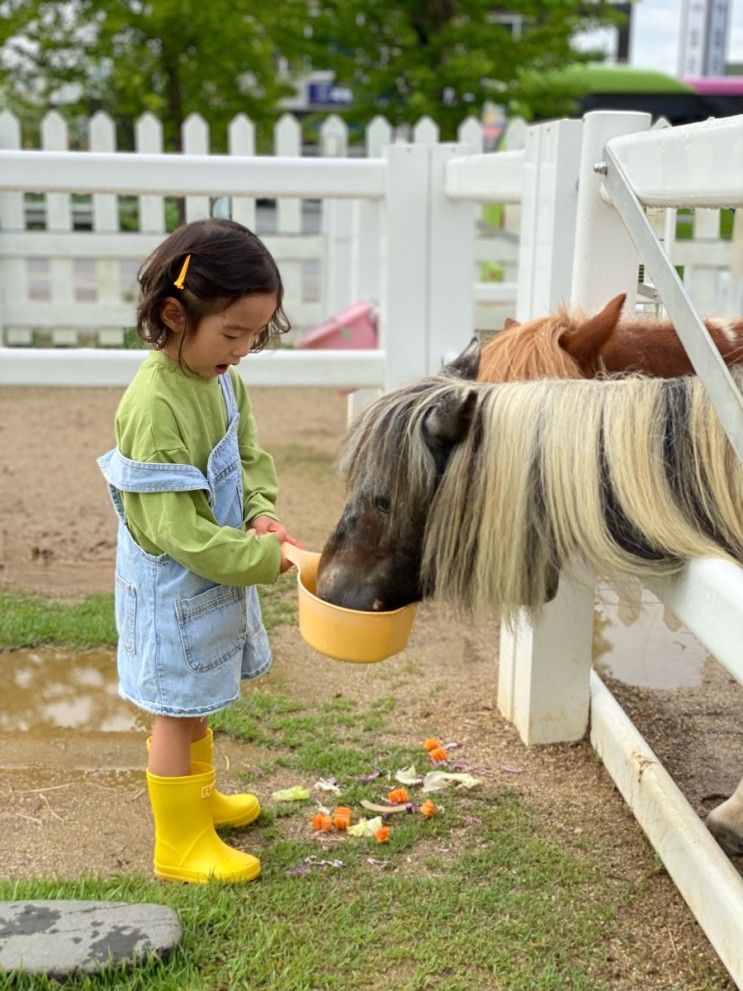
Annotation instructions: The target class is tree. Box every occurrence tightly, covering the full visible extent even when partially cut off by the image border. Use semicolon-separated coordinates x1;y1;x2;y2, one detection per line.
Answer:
0;0;309;149
305;0;625;136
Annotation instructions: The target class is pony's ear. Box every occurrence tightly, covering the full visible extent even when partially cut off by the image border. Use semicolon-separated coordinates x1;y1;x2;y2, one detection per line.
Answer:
422;389;478;469
560;293;626;370
503;317;520;330
442;338;480;380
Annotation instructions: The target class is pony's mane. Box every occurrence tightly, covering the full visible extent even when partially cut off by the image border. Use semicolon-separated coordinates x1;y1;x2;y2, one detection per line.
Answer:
341;370;743;620
479;309;584;381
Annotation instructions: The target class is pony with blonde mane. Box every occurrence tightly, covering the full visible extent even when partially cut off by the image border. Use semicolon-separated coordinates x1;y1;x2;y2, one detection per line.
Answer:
479;293;743;382
317;343;743;852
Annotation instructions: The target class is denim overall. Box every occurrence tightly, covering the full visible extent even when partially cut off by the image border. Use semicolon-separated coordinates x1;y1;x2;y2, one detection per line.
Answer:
98;371;271;717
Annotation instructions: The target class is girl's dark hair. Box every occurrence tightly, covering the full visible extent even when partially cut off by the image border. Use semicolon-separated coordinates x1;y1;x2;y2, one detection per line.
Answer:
136;218;290;355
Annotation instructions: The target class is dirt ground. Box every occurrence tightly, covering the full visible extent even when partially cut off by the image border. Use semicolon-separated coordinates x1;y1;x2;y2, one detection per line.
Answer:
0;382;741;990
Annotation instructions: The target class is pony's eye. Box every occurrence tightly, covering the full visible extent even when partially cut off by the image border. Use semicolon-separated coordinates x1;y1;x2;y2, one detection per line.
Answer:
373;496;390;516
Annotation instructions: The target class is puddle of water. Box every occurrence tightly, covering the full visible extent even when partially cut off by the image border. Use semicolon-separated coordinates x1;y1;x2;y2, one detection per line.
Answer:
593;587;708;689
0;647;148;733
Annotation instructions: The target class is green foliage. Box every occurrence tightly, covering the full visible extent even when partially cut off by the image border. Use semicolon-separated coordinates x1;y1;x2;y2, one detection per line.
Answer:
1;0;626;147
305;0;625;137
0;0;310;150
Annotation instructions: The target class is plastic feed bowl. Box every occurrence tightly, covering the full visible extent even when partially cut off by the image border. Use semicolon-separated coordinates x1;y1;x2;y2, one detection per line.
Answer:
287;547;417;664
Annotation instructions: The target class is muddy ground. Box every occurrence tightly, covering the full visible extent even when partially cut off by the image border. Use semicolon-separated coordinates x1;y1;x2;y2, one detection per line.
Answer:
0;382;741;990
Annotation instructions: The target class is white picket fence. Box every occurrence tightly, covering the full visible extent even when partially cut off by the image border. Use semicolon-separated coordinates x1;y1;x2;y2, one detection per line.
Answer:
0;108;742;986
1;108;737;352
0;108;521;348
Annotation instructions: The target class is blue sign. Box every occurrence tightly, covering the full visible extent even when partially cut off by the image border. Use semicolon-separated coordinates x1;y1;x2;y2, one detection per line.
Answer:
308;82;353;107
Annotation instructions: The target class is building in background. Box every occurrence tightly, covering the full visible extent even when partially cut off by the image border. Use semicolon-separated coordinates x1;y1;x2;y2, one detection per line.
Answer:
678;0;731;76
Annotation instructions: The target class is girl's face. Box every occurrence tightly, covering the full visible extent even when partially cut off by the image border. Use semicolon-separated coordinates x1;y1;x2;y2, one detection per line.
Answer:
162;293;278;378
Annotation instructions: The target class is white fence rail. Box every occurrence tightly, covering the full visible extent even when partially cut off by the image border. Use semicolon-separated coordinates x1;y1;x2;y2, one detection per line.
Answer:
1;107;742;985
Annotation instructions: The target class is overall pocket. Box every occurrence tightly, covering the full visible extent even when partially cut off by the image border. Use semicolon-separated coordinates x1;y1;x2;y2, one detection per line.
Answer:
115;575;137;655
175;584;248;673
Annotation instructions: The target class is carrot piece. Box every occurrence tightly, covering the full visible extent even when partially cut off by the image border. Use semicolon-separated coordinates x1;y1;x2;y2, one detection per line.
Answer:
419;799;437;817
386;787;409;805
374;825;391;843
311;813;334;832
423;738;442;752
428;745;448;763
333;807;353;830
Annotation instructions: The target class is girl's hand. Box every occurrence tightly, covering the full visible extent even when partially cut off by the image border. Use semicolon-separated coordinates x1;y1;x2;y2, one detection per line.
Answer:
251;516;303;549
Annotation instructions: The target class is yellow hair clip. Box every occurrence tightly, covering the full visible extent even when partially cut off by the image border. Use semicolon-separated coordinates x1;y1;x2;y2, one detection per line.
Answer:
173;254;191;290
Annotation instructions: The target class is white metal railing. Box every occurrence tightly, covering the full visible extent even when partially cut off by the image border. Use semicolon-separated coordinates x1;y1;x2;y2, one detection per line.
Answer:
605;116;743;208
602;127;743;462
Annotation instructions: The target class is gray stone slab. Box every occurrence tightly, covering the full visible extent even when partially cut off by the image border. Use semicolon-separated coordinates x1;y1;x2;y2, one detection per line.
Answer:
0;900;182;977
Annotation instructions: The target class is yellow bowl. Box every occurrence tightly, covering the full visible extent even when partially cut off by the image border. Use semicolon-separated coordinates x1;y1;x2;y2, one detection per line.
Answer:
283;545;418;664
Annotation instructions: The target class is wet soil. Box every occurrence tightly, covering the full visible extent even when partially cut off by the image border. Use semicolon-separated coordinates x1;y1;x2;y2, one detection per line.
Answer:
0;383;741;989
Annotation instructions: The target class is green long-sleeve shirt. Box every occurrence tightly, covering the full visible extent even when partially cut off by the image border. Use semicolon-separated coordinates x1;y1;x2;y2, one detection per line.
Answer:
115;350;281;586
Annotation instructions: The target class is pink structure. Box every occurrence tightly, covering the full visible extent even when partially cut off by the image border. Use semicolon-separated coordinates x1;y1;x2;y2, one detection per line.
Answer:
296;300;377;350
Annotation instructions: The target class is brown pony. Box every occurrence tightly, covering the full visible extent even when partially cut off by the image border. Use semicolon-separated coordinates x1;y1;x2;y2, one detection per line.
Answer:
479;293;743;382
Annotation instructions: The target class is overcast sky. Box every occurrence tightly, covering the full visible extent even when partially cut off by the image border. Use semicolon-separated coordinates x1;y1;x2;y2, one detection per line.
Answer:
575;0;743;76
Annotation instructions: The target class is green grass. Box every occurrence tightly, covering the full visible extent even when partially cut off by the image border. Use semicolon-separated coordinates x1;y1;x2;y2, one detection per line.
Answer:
0;631;628;988
0;600;720;989
0;592;118;649
675;207;735;241
0;578;297;651
0;790;618;991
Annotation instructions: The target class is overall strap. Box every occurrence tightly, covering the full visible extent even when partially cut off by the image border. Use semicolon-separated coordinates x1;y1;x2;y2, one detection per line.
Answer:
98;448;210;523
218;369;239;423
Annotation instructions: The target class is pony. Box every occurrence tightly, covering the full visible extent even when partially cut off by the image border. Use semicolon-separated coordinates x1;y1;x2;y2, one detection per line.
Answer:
317;343;743;853
479;293;743;382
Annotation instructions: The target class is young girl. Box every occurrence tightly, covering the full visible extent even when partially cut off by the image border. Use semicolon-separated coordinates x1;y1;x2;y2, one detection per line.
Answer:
98;218;299;885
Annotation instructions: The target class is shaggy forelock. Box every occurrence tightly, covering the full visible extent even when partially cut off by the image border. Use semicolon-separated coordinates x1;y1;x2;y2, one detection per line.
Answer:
340;375;465;528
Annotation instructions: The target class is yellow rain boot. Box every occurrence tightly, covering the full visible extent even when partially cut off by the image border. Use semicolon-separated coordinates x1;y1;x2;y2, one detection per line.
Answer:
146;761;261;884
146;730;260;829
190;728;261;829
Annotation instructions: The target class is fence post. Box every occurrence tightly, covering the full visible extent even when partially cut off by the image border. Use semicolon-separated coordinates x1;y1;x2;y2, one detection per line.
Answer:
380;144;431;387
345;116;392;426
728;208;743;313
42;111;75;347
135;113;165;233
497;117;597;745
0;110;25;346
320;115;354;317
413;116;439;145
351;116;390;303
570;110;651;311
685;208;722;313
498;111;650;744
89;111;122;347
515;118;583;320
274;114;303;329
501;110;653;746
229;114;256;231
428;143;476;369
182;114;210;221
